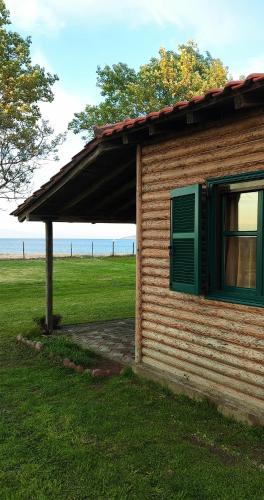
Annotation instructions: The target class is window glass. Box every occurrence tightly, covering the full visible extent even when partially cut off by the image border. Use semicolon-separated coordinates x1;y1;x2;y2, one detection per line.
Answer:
224;236;256;288
224;191;258;231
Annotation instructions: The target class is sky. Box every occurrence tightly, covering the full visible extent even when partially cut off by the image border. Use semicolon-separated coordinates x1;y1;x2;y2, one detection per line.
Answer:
1;0;264;239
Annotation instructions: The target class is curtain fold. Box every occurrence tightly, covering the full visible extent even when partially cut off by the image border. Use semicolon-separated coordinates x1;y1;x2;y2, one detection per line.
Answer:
225;237;256;288
224;192;257;289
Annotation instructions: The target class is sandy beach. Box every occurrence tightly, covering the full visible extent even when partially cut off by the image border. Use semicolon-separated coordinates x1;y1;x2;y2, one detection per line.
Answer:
0;253;78;260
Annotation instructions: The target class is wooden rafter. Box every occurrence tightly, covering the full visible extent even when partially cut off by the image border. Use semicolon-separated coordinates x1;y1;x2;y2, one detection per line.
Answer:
112;196;135;216
61;157;135;213
91;178;135;213
17;142;126;222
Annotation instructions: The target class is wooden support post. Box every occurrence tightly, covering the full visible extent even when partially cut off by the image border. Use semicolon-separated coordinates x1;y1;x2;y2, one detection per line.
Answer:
91;241;94;257
70;242;73;257
45;220;53;334
135;145;142;363
22;241;25;260
186;111;199;124
112;241;115;256
132;241;135;255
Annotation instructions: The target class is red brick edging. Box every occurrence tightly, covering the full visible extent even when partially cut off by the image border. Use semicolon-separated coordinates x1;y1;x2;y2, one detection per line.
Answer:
16;335;122;378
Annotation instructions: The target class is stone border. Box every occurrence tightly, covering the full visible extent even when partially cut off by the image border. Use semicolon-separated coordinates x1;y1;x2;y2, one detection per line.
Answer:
16;335;123;378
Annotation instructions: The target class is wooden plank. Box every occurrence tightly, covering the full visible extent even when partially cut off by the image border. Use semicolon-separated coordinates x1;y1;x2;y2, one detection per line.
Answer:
135;145;143;363
141;200;170;211
142;219;170;230
112;197;135;217
142;323;264;362
62;157;135;212
142;302;264;338
142;336;264;378
186;111;200;124
142;267;169;278
142;355;264;410
141;248;168;259
143;113;264;156
142;209;169;220
141;257;169;269
234;94;264;110
142;291;264;329
26;215;135;223
141;310;264;348
141;281;264;323
142;128;264;170
142;142;264;183
142;347;264;403
142;229;169;240
142;239;168;249
91;178;135;212
45;220;53;334
142;191;169;203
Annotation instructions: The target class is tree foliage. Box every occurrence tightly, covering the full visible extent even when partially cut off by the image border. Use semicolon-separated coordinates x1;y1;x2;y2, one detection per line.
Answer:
69;41;229;140
0;0;64;200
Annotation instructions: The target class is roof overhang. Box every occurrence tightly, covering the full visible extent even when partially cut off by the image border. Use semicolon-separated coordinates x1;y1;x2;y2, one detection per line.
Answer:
11;73;264;224
12;140;137;224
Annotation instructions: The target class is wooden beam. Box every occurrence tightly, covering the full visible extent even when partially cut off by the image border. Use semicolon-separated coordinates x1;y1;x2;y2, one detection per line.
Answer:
61;157;135;212
122;133;129;144
122;132;140;144
234;94;250;110
91;178;136;212
186;111;200;124
27;214;135;223
45;221;53;334
233;94;264;110
135;145;142;364
148;124;161;136
112;197;135;216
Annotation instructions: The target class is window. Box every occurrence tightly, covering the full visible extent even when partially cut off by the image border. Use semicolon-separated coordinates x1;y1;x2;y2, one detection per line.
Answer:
208;172;264;306
170;172;264;307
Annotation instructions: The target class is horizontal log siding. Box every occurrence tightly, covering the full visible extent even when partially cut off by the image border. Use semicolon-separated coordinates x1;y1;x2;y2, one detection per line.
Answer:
140;113;264;412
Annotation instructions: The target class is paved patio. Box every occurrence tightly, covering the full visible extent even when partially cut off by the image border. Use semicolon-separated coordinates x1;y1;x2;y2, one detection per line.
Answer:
62;318;135;365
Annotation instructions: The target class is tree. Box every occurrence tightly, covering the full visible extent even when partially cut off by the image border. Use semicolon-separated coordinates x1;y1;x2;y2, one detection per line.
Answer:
68;41;229;140
0;0;64;200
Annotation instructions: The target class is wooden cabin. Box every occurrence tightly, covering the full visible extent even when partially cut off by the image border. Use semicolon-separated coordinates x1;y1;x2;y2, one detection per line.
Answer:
12;74;264;425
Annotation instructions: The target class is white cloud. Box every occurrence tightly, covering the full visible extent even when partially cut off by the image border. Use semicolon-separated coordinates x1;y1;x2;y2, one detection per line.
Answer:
27;77;87;190
6;0;239;46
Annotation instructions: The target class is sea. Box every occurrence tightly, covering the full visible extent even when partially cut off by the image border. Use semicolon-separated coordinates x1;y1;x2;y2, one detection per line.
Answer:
0;238;136;258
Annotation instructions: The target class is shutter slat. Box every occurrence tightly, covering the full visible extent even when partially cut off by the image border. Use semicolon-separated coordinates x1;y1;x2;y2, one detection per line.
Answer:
170;184;201;295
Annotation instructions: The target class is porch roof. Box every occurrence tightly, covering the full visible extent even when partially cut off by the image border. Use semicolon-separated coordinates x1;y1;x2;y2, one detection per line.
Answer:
12;139;137;224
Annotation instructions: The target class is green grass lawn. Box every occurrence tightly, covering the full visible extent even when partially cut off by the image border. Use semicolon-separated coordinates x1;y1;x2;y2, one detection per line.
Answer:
1;256;264;499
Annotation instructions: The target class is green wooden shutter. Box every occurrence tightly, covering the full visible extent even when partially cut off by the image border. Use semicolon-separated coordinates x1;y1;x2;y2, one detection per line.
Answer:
170;184;201;295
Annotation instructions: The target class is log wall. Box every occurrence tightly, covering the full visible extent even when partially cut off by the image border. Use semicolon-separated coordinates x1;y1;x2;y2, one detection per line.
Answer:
138;112;264;422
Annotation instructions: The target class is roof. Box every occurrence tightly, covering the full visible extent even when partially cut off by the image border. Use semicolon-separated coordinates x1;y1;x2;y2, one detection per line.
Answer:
12;73;264;219
97;73;264;137
11;137;100;217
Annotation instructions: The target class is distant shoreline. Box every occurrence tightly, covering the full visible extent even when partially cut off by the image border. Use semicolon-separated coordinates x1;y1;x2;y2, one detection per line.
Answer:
0;253;136;260
0;237;136;240
0;253;69;259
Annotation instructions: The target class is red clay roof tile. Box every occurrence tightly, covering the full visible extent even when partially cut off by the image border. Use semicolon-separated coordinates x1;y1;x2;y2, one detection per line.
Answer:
98;73;264;137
